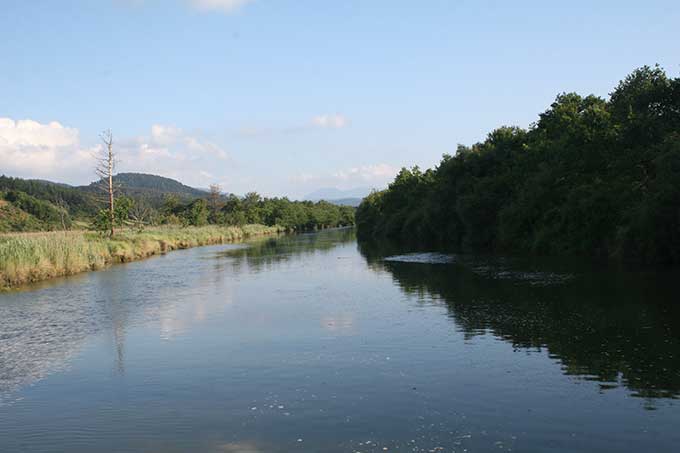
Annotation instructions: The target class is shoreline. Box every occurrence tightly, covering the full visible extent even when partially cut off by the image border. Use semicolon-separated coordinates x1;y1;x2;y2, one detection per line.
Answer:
0;224;282;290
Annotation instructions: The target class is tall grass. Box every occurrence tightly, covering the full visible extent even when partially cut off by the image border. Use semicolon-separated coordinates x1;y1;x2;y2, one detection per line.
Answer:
0;224;281;289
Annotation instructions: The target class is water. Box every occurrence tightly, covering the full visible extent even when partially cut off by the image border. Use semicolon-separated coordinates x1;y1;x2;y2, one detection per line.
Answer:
1;228;679;452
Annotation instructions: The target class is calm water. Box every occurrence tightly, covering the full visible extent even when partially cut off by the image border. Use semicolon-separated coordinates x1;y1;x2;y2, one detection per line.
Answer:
1;229;679;452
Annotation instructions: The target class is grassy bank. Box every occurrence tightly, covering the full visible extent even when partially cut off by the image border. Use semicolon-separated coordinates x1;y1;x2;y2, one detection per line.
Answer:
0;224;282;289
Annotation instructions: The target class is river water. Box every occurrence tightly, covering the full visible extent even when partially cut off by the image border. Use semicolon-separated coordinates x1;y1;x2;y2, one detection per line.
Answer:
1;228;679;452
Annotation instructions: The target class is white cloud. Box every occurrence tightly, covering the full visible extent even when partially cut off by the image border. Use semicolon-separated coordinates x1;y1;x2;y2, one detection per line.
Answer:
150;124;182;145
113;124;229;185
145;124;228;160
0;118;229;187
238;114;349;138
290;163;398;193
0;118;94;179
311;114;348;129
332;163;397;182
0;118;78;147
189;0;254;13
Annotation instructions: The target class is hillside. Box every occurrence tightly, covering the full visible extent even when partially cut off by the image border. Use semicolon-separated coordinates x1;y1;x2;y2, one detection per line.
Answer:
82;173;206;205
0;199;44;232
1;172;357;233
0;190;72;232
109;173;205;197
0;173;208;230
0;175;99;216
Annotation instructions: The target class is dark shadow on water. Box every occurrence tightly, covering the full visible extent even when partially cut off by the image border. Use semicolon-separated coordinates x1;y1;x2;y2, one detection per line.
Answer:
358;238;680;406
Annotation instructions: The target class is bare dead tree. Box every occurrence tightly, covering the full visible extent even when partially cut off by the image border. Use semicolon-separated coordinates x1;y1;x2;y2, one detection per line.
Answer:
209;183;222;212
129;199;152;232
95;130;116;236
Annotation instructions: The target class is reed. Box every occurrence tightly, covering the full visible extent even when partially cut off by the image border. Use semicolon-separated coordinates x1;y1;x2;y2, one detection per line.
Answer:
0;224;281;289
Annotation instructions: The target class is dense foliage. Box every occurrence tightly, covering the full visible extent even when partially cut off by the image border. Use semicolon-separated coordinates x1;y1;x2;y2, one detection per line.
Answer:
0;198;44;232
83;172;207;207
0;173;355;234
357;66;680;265
0;175;98;216
3;190;72;228
161;192;355;231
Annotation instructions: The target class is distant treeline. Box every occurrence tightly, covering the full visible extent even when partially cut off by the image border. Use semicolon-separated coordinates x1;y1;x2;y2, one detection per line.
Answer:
0;173;355;233
356;66;680;265
159;192;355;231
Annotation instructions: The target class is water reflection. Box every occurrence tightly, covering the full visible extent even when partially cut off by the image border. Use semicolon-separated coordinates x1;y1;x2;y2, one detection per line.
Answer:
213;227;355;273
359;240;680;404
0;244;244;404
217;441;264;453
1;229;680;451
0;231;358;404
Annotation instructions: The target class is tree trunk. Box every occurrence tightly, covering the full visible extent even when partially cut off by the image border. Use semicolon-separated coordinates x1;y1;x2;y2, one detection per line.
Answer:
108;141;115;237
97;130;116;236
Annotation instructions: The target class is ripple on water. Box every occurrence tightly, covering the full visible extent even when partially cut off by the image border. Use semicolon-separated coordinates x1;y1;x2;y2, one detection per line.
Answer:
383;253;573;286
383;253;455;264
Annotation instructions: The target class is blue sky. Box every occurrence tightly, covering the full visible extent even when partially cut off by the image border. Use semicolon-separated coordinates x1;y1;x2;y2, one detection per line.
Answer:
1;0;679;198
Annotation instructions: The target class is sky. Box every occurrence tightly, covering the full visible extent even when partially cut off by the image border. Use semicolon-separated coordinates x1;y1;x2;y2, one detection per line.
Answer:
1;0;679;199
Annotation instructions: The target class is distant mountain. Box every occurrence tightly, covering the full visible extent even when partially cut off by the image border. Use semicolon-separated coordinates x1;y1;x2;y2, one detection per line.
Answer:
327;197;362;207
1;173;209;219
82;173;206;205
92;173;205;196
304;187;370;202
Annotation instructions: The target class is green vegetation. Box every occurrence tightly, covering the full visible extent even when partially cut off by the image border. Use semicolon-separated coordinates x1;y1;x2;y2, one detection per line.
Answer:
3;191;71;229
357;66;680;265
0;168;355;286
0;175;98;217
197;192;356;231
83;172;207;206
138;192;354;231
0;199;45;233
0;174;355;234
0;224;281;289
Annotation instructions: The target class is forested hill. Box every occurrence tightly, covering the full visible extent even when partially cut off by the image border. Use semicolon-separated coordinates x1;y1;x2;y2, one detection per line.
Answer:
0;173;208;231
1;172;356;233
0;175;98;217
97;173;205;197
356;66;680;265
0;173;207;219
82;172;206;204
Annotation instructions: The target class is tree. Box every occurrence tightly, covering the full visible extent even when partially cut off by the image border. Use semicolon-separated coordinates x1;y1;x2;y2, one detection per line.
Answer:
129;199;153;231
209;184;222;211
54;196;69;230
114;196;134;226
95;130;117;236
208;183;223;223
354;66;680;265
186;199;209;226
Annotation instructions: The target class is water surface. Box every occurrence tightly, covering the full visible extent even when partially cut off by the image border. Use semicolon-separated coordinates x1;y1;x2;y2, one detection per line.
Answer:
1;229;679;452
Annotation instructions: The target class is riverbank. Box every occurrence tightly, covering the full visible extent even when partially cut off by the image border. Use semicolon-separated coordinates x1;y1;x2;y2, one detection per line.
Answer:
0;224;282;289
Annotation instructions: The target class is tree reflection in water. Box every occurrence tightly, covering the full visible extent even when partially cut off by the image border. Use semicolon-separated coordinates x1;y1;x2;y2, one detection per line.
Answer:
358;239;680;406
